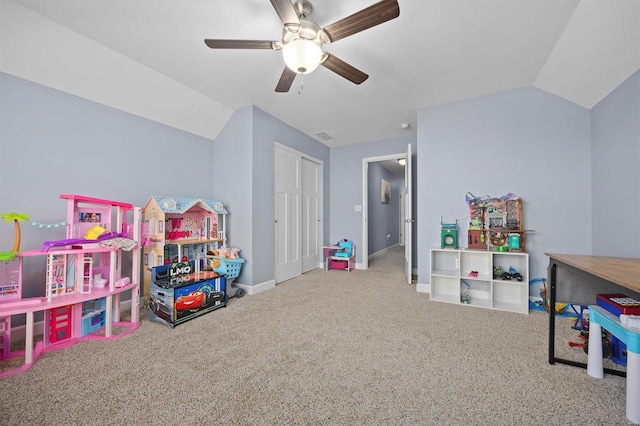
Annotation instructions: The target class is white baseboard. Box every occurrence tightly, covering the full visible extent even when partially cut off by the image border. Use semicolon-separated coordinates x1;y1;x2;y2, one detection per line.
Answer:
245;279;275;295
416;283;430;294
368;244;398;259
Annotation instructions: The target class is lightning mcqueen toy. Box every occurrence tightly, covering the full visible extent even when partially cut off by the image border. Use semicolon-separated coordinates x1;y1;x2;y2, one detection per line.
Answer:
175;290;206;311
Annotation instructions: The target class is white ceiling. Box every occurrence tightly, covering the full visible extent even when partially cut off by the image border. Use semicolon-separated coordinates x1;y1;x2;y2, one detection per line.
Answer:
5;0;640;147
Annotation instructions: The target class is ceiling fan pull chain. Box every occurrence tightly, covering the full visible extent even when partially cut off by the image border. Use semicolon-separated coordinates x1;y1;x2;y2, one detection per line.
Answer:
297;73;304;97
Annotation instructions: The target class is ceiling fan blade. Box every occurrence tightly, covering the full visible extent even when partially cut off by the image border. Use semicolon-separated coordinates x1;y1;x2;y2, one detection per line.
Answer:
321;54;369;85
275;67;297;92
270;0;300;26
204;39;280;50
321;0;400;43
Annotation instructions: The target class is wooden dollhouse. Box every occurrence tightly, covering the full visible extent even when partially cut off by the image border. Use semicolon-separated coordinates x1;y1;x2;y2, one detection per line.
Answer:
0;194;142;378
141;196;228;298
466;194;533;252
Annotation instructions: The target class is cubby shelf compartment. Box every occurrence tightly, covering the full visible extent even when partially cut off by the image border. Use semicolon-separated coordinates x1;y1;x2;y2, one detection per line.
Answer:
429;249;529;314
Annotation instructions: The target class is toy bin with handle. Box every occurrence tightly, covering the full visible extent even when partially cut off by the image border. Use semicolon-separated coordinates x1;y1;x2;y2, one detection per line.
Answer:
208;256;245;298
208;257;245;282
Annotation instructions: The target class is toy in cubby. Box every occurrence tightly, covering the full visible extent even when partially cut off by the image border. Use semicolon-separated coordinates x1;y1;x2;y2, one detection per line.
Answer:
81;298;106;336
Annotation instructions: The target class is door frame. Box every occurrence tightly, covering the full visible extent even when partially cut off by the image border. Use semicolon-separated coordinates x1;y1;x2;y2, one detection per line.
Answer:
399;187;406;246
361;152;407;270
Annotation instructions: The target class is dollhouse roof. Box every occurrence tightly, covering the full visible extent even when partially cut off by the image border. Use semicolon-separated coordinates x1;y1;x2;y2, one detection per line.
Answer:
60;194;133;209
147;196;228;215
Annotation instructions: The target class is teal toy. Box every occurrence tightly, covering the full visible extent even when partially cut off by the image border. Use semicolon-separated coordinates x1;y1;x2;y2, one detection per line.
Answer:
441;217;458;249
508;233;521;250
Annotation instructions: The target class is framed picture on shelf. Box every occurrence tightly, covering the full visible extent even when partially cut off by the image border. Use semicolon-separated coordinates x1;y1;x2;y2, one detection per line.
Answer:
78;212;101;223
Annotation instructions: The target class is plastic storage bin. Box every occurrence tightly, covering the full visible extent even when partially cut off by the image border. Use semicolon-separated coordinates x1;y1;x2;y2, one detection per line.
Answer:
209;257;245;283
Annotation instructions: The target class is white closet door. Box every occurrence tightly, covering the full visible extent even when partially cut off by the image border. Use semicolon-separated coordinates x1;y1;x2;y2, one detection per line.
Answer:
275;146;302;283
302;158;321;272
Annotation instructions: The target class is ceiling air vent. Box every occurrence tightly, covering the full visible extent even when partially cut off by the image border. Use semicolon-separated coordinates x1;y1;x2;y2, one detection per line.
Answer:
314;131;333;141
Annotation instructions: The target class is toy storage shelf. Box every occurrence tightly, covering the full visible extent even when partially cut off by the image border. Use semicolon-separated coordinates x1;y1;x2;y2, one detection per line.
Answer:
430;249;529;314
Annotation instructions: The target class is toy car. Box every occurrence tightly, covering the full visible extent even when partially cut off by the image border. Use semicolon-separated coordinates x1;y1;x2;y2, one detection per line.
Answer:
175;290;206;311
507;266;523;281
149;295;172;319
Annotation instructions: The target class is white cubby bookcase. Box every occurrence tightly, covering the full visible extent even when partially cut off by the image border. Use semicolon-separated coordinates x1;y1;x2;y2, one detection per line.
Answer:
430;248;529;314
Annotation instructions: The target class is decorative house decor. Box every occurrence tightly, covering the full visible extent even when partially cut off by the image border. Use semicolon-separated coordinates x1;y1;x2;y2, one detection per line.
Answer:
465;193;532;252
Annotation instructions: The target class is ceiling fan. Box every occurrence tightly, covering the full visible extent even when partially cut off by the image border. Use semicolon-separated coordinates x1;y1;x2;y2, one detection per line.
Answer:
204;0;400;92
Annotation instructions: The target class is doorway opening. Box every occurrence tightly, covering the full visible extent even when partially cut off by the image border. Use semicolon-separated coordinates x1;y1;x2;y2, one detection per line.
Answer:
361;145;412;283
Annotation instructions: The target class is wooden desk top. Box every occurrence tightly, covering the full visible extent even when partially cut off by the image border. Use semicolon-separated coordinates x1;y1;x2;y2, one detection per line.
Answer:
546;253;640;294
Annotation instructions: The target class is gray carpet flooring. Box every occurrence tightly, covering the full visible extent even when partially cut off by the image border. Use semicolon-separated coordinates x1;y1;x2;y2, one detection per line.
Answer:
0;246;632;425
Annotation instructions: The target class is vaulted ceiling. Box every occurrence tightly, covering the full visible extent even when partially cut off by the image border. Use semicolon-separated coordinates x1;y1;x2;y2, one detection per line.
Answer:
3;0;639;147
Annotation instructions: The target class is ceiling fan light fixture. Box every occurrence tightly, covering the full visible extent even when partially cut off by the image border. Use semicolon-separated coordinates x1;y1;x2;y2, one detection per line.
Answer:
282;39;322;74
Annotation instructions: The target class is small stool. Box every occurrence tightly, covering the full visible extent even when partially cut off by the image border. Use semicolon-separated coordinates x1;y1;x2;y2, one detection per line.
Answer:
587;305;640;424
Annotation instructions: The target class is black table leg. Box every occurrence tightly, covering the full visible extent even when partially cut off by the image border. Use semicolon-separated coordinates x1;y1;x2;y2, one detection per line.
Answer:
547;260;625;376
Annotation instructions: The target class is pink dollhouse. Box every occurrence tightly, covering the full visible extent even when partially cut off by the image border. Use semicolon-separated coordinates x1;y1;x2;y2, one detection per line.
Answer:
142;196;227;298
0;194;142;378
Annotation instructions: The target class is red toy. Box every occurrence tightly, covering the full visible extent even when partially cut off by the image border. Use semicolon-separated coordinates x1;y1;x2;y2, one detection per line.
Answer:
597;293;640;316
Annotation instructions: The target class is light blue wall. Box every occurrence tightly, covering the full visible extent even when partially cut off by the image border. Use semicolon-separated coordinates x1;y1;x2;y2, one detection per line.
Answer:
417;87;592;284
1;74;331;295
329;135;417;264
213;106;330;287
252;106;330;285
253;107;331;283
3;68;638;306
367;162;402;255
211;106;254;283
591;70;640;258
0;72;218;321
